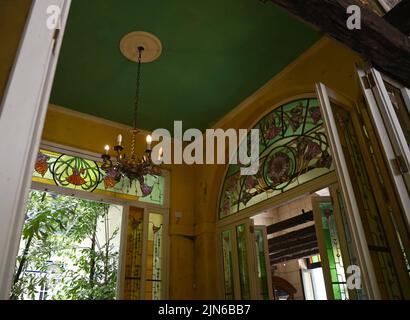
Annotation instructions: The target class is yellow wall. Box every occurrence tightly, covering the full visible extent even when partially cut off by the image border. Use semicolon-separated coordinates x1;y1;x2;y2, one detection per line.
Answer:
42;106;197;300
0;2;385;300
41;36;364;300
0;0;32;102
192;37;364;299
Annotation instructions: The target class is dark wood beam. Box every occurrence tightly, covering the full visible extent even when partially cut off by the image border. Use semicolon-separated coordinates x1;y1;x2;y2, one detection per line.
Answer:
266;210;314;234
270;247;319;265
268;225;316;248
270;241;318;260
269;235;317;254
385;0;410;36
263;0;410;87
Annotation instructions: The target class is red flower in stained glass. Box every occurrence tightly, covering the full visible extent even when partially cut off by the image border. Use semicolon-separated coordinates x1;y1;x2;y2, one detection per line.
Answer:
66;169;87;186
304;141;321;162
309;107;322;124
140;182;153;197
267;152;290;184
289;104;304;132
222;199;231;213
35;153;50;177
103;175;117;189
245;176;258;190
316;150;332;169
103;169;119;189
265;125;282;140
225;173;239;192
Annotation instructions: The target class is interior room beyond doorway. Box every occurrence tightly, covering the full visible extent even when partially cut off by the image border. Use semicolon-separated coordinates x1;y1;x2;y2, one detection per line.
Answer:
252;187;348;300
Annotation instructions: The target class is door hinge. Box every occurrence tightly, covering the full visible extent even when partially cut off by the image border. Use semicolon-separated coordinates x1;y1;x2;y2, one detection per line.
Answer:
362;73;376;89
52;28;60;55
391;155;409;175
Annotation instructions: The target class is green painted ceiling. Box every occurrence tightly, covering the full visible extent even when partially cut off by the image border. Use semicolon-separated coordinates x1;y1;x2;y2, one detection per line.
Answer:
50;0;320;132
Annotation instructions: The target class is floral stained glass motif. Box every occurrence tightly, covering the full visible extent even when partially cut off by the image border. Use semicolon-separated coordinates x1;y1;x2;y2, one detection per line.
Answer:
33;149;165;205
124;207;144;300
255;228;270;300
236;224;251;300
221;230;235;300
318;201;349;300
219;99;334;219
145;213;163;300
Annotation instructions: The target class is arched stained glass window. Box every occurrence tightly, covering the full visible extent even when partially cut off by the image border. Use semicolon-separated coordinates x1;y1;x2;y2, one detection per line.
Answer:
219;98;334;219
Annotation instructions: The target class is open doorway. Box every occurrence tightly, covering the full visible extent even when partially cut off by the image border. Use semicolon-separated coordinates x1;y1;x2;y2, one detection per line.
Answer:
10;189;123;300
251;186;350;300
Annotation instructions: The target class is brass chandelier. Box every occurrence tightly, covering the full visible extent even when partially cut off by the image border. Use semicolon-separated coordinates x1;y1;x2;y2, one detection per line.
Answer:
101;46;161;192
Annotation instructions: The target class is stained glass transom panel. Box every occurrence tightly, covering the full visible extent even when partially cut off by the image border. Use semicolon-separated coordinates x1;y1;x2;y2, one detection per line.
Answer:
145;213;163;300
219;98;334;219
32;149;165;205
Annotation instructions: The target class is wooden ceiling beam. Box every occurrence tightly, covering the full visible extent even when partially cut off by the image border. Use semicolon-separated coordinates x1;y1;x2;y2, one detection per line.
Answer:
269;235;317;253
384;0;410;36
268;225;316;247
269;240;319;260
263;0;410;87
270;247;319;265
266;210;314;235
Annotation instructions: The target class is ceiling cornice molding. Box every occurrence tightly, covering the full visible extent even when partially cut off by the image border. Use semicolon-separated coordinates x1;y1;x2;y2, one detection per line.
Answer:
48;104;152;135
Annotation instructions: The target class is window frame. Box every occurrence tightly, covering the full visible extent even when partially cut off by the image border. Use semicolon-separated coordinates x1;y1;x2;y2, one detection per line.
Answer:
31;141;171;300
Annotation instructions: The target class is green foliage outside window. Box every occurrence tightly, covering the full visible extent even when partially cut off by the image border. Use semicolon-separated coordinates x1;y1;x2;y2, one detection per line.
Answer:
10;191;120;300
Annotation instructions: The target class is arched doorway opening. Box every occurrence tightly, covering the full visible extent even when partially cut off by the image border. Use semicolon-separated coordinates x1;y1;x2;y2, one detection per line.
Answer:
216;89;410;300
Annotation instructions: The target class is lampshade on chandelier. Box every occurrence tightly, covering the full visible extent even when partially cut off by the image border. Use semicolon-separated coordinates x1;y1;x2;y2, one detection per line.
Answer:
101;33;162;193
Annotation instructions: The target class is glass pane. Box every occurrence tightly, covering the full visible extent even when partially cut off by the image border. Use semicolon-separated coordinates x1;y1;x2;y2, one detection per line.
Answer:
334;189;366;300
360;0;401;14
124;207;144;300
379;0;402;10
255;228;270;300
384;81;410;149
221;230;235;300
318;201;349;300
332;104;403;299
236;224;251;299
33;149;165;205
219;98;334;219
145;213;163;300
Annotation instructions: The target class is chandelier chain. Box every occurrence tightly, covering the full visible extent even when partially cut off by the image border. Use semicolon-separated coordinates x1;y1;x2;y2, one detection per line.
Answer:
133;47;143;129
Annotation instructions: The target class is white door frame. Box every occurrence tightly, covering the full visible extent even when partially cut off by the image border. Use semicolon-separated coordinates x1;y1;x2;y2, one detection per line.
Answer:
356;66;410;226
0;0;71;300
315;83;381;299
217;218;259;300
30;142;171;300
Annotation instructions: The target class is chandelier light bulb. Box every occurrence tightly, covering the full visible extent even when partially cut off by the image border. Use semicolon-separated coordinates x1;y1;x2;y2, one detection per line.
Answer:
104;145;110;154
117;134;123;146
146;135;153;150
